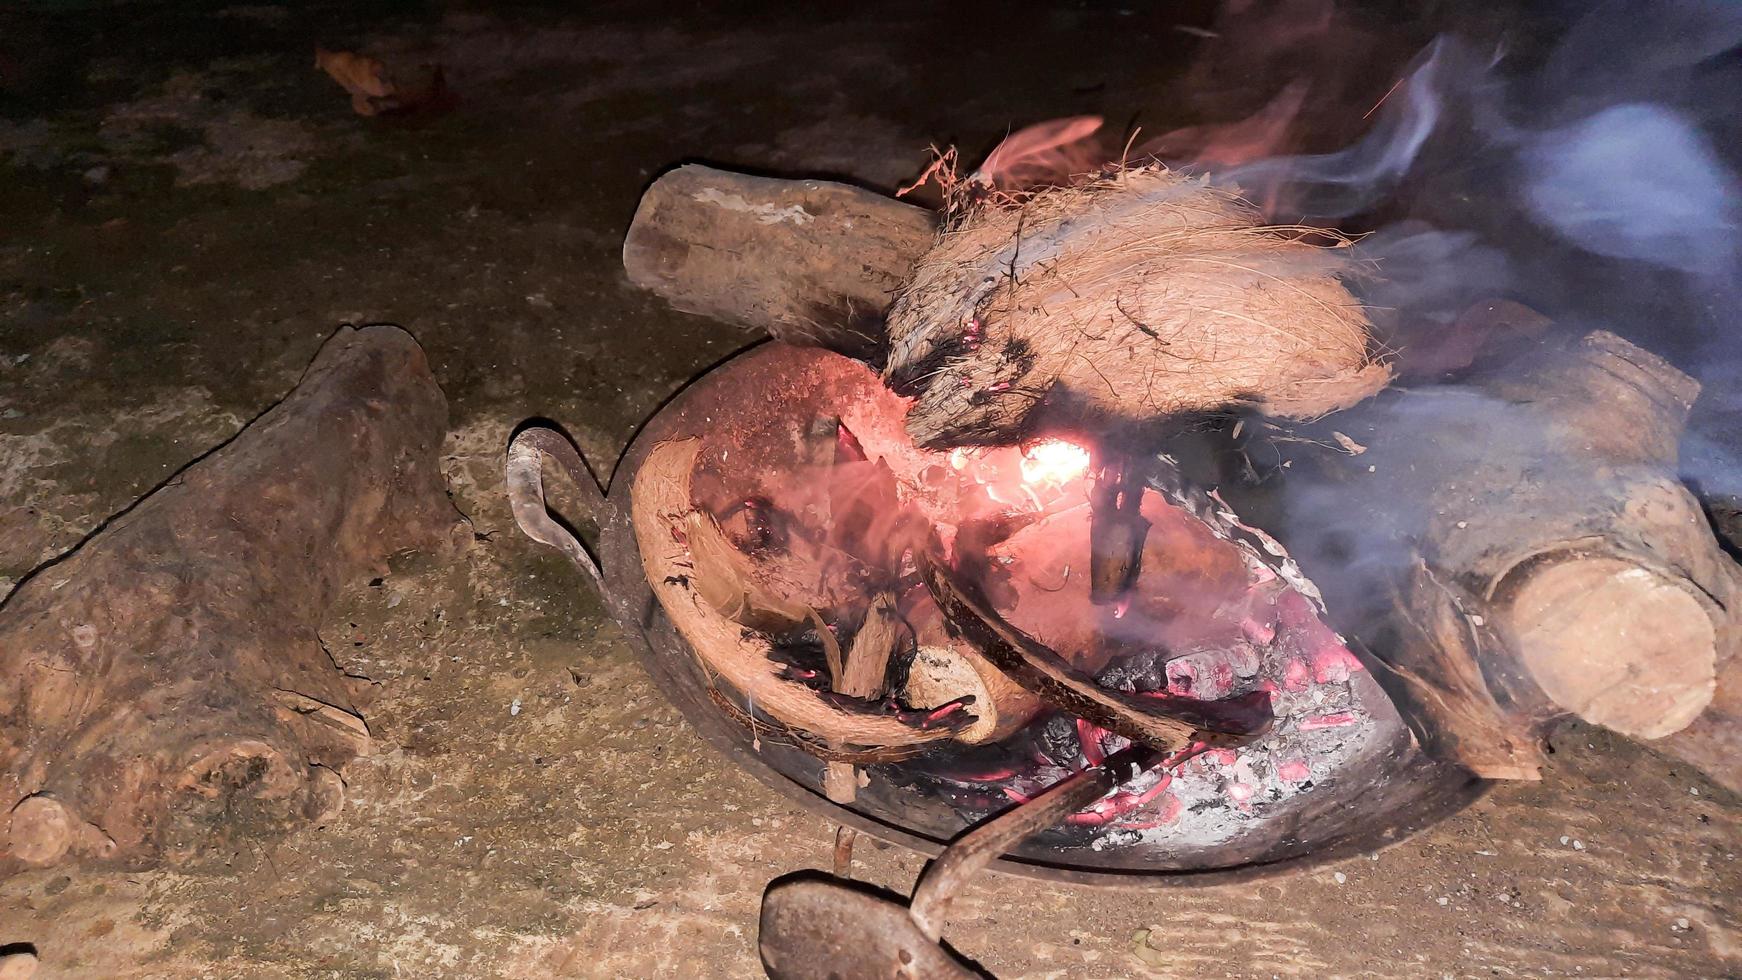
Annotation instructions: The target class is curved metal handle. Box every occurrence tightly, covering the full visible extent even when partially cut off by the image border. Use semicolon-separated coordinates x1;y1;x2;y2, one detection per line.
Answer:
907;743;1160;942
505;425;612;589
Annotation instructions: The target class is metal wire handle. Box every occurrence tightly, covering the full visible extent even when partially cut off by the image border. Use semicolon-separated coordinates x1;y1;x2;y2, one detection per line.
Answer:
504;425;611;590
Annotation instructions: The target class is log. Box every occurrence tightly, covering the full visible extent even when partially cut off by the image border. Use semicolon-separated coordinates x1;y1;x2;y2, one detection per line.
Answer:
0;950;35;980
0;326;455;867
622;165;937;360
1263;329;1742;789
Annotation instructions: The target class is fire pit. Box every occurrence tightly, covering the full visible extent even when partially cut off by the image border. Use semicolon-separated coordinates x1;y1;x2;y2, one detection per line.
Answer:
509;342;1483;884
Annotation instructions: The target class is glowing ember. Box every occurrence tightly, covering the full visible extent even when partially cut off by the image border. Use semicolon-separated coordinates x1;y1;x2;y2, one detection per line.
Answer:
1019;439;1092;487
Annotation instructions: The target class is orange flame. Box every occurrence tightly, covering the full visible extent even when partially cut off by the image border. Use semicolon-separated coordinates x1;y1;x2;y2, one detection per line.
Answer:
1019;439;1092;488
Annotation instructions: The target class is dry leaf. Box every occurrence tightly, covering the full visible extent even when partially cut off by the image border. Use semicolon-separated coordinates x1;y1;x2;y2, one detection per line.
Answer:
315;47;451;118
314;48;393;116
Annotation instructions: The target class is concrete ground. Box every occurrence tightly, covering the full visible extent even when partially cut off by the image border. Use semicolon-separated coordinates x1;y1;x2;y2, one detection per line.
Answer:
0;1;1736;976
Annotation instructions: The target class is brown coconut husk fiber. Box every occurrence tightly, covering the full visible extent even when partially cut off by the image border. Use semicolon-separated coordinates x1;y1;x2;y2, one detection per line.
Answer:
632;437;954;749
884;165;1389;447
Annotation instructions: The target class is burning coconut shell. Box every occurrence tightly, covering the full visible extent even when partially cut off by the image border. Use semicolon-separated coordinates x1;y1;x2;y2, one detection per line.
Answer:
884;165;1390;448
902;597;1045;745
631;437;959;753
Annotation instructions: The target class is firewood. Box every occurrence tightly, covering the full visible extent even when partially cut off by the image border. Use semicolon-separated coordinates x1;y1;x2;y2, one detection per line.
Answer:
0;326;454;868
1267;329;1742;790
622;165;937;360
837;591;901;698
824;590;902;803
0;949;36;980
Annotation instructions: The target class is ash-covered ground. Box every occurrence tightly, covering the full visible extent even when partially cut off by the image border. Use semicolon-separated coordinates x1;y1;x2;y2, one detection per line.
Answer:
1;1;1737;976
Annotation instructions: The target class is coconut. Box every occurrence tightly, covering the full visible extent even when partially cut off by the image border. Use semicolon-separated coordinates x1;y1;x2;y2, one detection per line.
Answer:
883;165;1389;447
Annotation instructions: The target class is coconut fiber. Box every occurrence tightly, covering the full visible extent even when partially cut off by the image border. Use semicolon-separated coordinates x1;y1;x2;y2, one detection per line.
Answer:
883;165;1389;448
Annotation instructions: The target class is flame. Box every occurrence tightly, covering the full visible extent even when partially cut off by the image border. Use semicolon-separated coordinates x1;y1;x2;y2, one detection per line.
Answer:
1019;439;1091;487
946;439;1091;522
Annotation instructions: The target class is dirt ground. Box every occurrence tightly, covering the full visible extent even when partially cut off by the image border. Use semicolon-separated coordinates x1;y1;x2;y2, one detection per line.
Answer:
1;1;1737;976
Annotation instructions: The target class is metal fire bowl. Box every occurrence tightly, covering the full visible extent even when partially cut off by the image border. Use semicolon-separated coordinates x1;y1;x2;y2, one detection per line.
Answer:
531;342;1486;887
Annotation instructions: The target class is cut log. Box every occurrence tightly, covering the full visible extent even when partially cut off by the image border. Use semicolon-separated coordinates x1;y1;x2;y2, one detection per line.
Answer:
622;165;937;360
0;326;455;868
1504;557;1715;740
1262;328;1742;790
0;949;36;980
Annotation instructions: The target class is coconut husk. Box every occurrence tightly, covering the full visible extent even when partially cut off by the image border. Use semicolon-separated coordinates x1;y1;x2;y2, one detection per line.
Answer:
901;599;1044;744
684;506;813;632
884;165;1388;447
631;438;952;749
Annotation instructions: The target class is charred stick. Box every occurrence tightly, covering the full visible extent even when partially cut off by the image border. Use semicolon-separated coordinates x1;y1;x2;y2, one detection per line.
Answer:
1088;450;1151;605
799;689;977;729
921;556;1272;749
838;591;902;697
826;589;905;803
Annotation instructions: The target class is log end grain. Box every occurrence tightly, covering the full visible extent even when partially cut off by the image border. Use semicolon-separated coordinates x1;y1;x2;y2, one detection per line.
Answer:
0;950;38;980
1505;557;1717;740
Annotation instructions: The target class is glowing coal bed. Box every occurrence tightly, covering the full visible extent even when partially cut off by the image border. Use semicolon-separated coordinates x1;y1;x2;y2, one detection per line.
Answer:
636;345;1458;875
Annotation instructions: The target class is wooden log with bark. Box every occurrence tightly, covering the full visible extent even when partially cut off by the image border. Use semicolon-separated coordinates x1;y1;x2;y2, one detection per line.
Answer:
0;326;455;868
1265;329;1742;791
622;165;937;361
